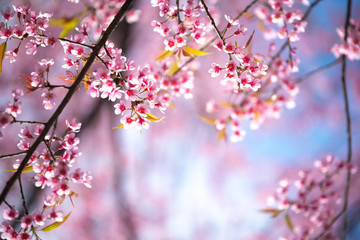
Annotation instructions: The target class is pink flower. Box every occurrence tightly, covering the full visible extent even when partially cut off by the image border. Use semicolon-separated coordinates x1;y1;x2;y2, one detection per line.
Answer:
55;181;71;196
215;119;226;131
20;215;33;229
41;90;56;110
2;206;19;220
63;133;80;149
121;115;135;129
82;171;92;188
230;129;246;142
5;102;22;117
66;118;82;133
209;63;222;77
224;14;239;27
17;139;30;150
114;101;127;115
164;37;176;51
49;210;63;222
0;221;16;239
0;113;11;129
17;232;31;240
1;7;15;22
175;35;186;47
226;61;236;73
213;39;223;51
33;212;46;226
224;42;235;53
126;9;141;24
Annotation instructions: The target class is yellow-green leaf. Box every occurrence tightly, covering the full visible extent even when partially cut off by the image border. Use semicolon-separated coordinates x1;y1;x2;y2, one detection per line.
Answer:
243;30;255;49
0;42;7;74
217;129;226;141
50;16;80;38
199;115;216;125
154;50;174;61
242;12;255;19
257;21;265;32
168;62;179;76
284;213;294;232
183;46;210;56
6;165;33;174
253;57;261;63
145;113;164;123
219;101;233;108
41;212;71;232
169;102;176;110
260;208;284;218
112;124;124;129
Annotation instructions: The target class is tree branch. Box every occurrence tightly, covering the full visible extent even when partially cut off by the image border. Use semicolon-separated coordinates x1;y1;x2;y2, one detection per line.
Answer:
0;0;134;206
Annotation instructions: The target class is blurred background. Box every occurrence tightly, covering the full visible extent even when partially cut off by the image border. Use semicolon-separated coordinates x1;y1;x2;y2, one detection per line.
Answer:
0;0;360;239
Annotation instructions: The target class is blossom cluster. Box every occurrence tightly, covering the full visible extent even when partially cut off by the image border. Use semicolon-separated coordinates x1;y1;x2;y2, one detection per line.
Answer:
209;15;267;93
1;4;55;63
202;0;314;142
331;18;360;61
254;0;308;42
59;25;168;130
0;119;91;240
151;0;213;50
265;155;357;239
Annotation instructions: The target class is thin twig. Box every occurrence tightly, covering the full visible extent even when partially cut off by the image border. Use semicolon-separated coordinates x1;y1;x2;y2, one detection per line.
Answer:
200;0;225;43
0;0;134;206
18;177;29;215
173;0;259;75
0;151;27;160
176;0;181;24
340;0;353;237
294;58;341;84
268;0;323;69
58;37;94;49
12;120;46;125
47;84;71;89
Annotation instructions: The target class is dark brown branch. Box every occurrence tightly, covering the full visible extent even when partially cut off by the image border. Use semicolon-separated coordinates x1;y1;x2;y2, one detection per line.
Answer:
0;0;134;206
315;0;352;239
340;0;353;236
176;0;181;24
200;0;225;43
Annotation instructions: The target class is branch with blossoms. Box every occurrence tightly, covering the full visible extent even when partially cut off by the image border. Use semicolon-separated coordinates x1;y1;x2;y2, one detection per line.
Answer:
0;0;359;239
0;0;135;238
261;0;360;238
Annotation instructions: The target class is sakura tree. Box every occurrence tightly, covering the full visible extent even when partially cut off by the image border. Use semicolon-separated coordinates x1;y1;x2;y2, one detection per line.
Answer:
0;0;359;239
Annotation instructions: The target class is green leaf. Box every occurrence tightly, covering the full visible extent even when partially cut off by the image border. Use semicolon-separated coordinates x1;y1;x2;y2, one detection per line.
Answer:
0;41;7;74
6;165;33;174
199;115;216;125
284;213;294;232
183;46;210;56
154;50;174;61
112;124;124;129
41;212;71;232
145;113;164;123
